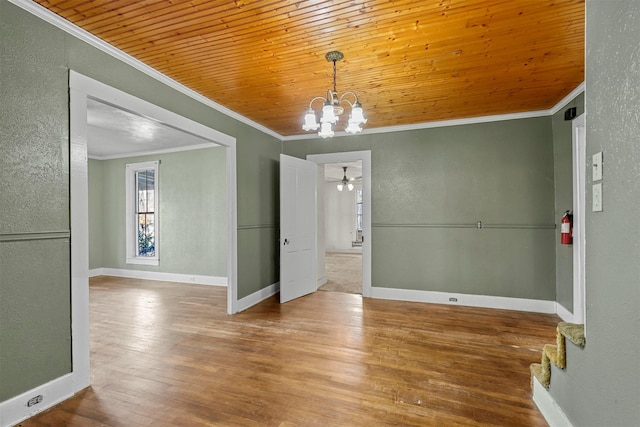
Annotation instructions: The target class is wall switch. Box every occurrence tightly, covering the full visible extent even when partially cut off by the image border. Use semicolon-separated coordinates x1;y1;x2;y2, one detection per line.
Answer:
593;152;603;181
593;183;603;211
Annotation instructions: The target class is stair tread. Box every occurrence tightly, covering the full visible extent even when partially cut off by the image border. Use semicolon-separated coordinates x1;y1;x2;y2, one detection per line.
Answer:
558;322;585;346
530;363;549;388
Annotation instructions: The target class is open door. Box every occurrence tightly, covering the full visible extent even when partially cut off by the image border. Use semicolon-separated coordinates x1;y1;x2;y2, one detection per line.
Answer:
280;154;317;303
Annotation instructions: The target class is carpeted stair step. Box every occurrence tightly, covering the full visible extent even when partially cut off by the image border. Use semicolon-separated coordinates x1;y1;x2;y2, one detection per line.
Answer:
530;322;585;390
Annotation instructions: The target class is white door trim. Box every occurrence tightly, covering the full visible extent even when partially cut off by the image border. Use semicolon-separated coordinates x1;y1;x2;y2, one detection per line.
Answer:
69;71;239;395
307;151;372;297
572;113;586;327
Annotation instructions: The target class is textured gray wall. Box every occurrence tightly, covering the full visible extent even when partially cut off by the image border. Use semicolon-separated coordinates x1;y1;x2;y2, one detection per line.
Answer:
285;117;557;300
89;148;228;277
552;92;585;312
0;0;280;401
548;2;640;425
0;1;72;401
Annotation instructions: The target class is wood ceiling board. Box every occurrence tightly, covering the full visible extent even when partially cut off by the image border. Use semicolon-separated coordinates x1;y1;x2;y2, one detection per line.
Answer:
34;0;585;136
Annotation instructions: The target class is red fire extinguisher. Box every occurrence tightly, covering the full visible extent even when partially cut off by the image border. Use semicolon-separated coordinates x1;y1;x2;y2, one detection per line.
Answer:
561;211;573;245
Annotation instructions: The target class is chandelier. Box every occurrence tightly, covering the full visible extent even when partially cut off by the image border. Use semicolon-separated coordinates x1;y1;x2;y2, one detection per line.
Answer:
302;51;367;138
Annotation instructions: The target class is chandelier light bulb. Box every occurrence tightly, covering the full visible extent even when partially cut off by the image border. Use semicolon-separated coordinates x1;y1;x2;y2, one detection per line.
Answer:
347;183;354;191
350;103;367;125
321;103;337;124
337;183;344;191
318;121;334;138
302;109;319;131
345;118;363;134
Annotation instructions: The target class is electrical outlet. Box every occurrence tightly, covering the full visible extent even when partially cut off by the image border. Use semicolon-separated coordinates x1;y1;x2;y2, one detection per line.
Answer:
449;297;458;302
593;183;603;212
27;394;43;407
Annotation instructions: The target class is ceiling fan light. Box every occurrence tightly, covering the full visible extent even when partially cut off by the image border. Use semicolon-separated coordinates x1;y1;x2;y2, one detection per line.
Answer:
302;109;319;131
318;121;334;138
337;183;344;191
347;183;354;191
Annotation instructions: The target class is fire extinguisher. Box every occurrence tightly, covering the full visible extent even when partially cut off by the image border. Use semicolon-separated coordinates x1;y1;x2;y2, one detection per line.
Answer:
561;210;573;245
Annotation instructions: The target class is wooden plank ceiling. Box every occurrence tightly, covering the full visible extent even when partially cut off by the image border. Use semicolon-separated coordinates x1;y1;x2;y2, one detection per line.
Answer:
35;0;585;137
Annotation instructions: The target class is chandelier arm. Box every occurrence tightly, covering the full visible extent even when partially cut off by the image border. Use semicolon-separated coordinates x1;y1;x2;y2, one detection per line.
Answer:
308;96;328;109
338;91;359;107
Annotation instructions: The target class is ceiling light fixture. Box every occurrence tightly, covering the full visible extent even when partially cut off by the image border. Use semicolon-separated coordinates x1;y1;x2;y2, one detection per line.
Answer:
336;166;355;192
302;51;367;138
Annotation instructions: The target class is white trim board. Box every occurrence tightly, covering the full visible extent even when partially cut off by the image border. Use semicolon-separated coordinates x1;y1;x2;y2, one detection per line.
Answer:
533;377;575;427
89;268;227;286
555;303;574;323
0;374;73;427
236;282;280;312
371;287;557;314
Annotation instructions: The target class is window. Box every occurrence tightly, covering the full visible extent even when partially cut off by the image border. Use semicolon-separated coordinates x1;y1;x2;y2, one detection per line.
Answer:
126;161;159;265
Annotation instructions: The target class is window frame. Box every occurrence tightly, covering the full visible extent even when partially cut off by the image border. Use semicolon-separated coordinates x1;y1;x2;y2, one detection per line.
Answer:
125;160;160;265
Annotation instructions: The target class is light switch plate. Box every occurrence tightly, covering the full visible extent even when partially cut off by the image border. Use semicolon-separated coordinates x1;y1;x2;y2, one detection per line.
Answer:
593;183;603;212
593;152;603;181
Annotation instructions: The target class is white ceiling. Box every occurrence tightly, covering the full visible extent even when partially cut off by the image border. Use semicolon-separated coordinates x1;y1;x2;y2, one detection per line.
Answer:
86;98;216;158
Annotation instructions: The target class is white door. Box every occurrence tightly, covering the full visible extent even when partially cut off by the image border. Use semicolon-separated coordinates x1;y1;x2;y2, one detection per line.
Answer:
280;154;317;303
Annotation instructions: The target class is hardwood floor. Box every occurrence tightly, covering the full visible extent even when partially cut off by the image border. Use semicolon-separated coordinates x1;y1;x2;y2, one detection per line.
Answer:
19;276;559;426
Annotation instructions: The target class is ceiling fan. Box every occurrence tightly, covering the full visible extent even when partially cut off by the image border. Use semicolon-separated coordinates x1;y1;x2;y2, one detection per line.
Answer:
334;166;360;192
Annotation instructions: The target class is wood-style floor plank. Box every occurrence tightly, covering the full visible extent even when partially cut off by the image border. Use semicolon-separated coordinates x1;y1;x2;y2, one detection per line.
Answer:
19;276;558;426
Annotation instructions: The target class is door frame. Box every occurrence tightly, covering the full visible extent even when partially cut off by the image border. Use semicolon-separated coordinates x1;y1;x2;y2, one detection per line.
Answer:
307;151;372;297
572;113;586;327
69;71;238;392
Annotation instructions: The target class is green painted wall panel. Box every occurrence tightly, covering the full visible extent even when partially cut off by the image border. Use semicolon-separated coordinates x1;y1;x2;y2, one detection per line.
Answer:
552;93;585;312
237;227;279;299
548;2;640;425
0;239;72;401
93;148;227;276
284;117;556;301
373;227;555;299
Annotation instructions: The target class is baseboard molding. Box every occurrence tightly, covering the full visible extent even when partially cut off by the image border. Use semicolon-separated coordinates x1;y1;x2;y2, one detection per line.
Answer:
532;376;575;427
371;287;556;314
237;282;280;312
89;268;227;286
0;373;74;427
317;275;328;287
555;303;574;322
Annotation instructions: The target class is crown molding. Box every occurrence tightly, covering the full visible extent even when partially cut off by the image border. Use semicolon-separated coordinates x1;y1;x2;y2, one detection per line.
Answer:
8;0;283;141
9;0;584;144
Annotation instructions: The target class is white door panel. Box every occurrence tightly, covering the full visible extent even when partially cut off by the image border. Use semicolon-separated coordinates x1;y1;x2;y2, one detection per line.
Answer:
280;154;317;303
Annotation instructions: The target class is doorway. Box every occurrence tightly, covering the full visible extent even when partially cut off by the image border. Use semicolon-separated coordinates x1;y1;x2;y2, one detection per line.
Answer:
69;71;238;394
307;151;372;298
318;161;363;294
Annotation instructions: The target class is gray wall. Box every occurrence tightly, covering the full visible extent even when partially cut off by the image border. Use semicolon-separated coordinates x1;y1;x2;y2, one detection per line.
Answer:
0;0;280;402
548;2;640;426
552;93;585;312
285;117;558;300
89;148;227;277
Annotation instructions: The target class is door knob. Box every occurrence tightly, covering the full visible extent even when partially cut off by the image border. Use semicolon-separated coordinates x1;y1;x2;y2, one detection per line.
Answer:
283;238;289;245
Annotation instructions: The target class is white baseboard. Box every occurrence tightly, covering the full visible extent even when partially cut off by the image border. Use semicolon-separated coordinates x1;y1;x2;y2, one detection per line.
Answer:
533;376;575;427
317;275;328;288
237;282;280;312
371;287;556;314
555;303;574;322
0;374;74;427
89;268;227;286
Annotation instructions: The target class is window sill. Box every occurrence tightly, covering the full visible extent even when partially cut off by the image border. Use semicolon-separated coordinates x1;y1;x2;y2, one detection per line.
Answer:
126;257;159;266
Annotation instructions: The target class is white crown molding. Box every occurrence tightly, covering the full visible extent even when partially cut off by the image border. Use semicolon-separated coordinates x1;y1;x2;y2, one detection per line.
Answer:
88;142;219;160
8;0;283;141
9;0;584;143
284;82;585;141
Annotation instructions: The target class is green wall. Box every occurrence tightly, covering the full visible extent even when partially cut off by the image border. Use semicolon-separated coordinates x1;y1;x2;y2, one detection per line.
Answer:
0;1;72;401
285;117;558;300
0;0;280;402
548;2;640;425
89;148;228;276
551;93;585;312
